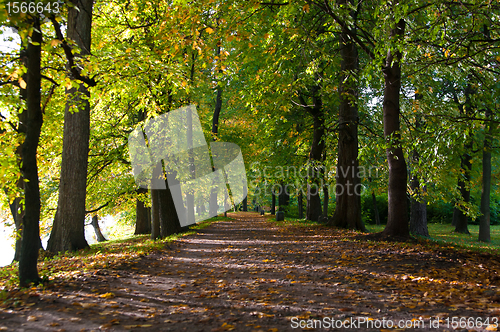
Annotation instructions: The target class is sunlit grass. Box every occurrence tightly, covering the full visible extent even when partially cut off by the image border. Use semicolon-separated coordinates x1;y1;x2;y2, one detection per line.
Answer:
262;212;319;227
366;223;500;253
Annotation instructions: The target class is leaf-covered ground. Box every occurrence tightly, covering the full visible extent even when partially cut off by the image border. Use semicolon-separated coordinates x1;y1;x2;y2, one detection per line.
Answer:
1;212;500;331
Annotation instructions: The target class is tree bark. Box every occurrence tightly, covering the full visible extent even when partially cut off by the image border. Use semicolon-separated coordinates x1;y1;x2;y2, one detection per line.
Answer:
381;18;409;239
91;215;107;242
10;42;28;263
159;177;182;237
371;191;380;226
270;192;275;215
454;150;472;234
150;189;161;240
298;191;304;219
278;183;290;213
451;207;458;227
134;188;151;234
306;100;324;222
48;0;93;253
409;176;429;237
330;0;364;231
479;110;493;242
242;196;248;212
322;185;329;218
453;83;475;235
209;45;224;217
19;17;43;287
185;107;195;226
409;104;429;238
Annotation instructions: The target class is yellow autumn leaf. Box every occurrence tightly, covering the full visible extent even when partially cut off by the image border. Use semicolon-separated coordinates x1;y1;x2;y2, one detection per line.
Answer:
206;27;214;34
18;78;26;89
99;292;115;299
486;325;497;331
50;39;61;47
221;322;235;331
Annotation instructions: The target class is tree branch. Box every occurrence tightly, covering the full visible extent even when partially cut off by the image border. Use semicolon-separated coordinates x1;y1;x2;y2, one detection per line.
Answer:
50;17;97;87
85;202;109;214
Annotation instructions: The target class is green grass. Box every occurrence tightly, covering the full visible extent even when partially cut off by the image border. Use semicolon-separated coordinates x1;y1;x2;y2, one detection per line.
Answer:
366;223;500;253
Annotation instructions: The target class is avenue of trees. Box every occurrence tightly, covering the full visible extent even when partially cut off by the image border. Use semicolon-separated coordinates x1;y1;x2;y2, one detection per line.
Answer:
0;0;499;286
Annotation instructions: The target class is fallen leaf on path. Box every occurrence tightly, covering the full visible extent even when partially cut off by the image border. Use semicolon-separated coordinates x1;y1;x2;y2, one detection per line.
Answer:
99;292;115;299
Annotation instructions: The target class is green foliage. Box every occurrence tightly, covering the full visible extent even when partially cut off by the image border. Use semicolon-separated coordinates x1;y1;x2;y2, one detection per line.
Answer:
426;200;454;224
367;224;500;254
361;193;388;225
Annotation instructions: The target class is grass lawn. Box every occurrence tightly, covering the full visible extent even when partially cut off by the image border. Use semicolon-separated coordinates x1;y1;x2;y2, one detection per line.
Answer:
366;223;500;253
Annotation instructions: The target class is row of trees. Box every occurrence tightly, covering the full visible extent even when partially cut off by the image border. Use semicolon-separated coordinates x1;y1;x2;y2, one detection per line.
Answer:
0;0;499;286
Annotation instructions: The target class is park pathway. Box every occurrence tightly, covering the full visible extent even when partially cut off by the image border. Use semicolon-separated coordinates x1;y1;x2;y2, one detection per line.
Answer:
1;212;499;331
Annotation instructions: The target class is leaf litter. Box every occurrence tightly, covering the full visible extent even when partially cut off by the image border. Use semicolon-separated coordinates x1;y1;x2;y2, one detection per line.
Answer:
0;212;499;331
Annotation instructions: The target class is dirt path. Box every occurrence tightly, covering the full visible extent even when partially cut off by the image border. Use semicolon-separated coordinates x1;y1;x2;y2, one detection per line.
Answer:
1;212;500;331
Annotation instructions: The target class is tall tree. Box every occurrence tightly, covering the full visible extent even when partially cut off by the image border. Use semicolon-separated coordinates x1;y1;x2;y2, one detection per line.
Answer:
409;95;429;238
48;0;95;253
19;16;43;286
452;82;474;235
330;0;365;231
478;110;495;242
303;85;325;222
381;17;408;238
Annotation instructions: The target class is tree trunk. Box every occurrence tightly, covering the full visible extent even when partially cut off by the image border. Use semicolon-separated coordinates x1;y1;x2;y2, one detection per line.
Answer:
150;189;161;240
159;184;182;237
322;185;329;218
91;215;107;242
479;114;493;242
306;106;324;222
270;192;275;215
209;45;224;217
381;18;409;239
409;105;429;238
371;191;380;226
11;196;23;262
454;146;472;234
298;191;304;219
242;196;248;212
10;43;28;263
454;83;474;234
452;207;458;226
330;0;364;231
186;108;195;226
134;188;151;234
19;17;43;287
409;176;429;237
278;183;289;213
48;0;93;253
